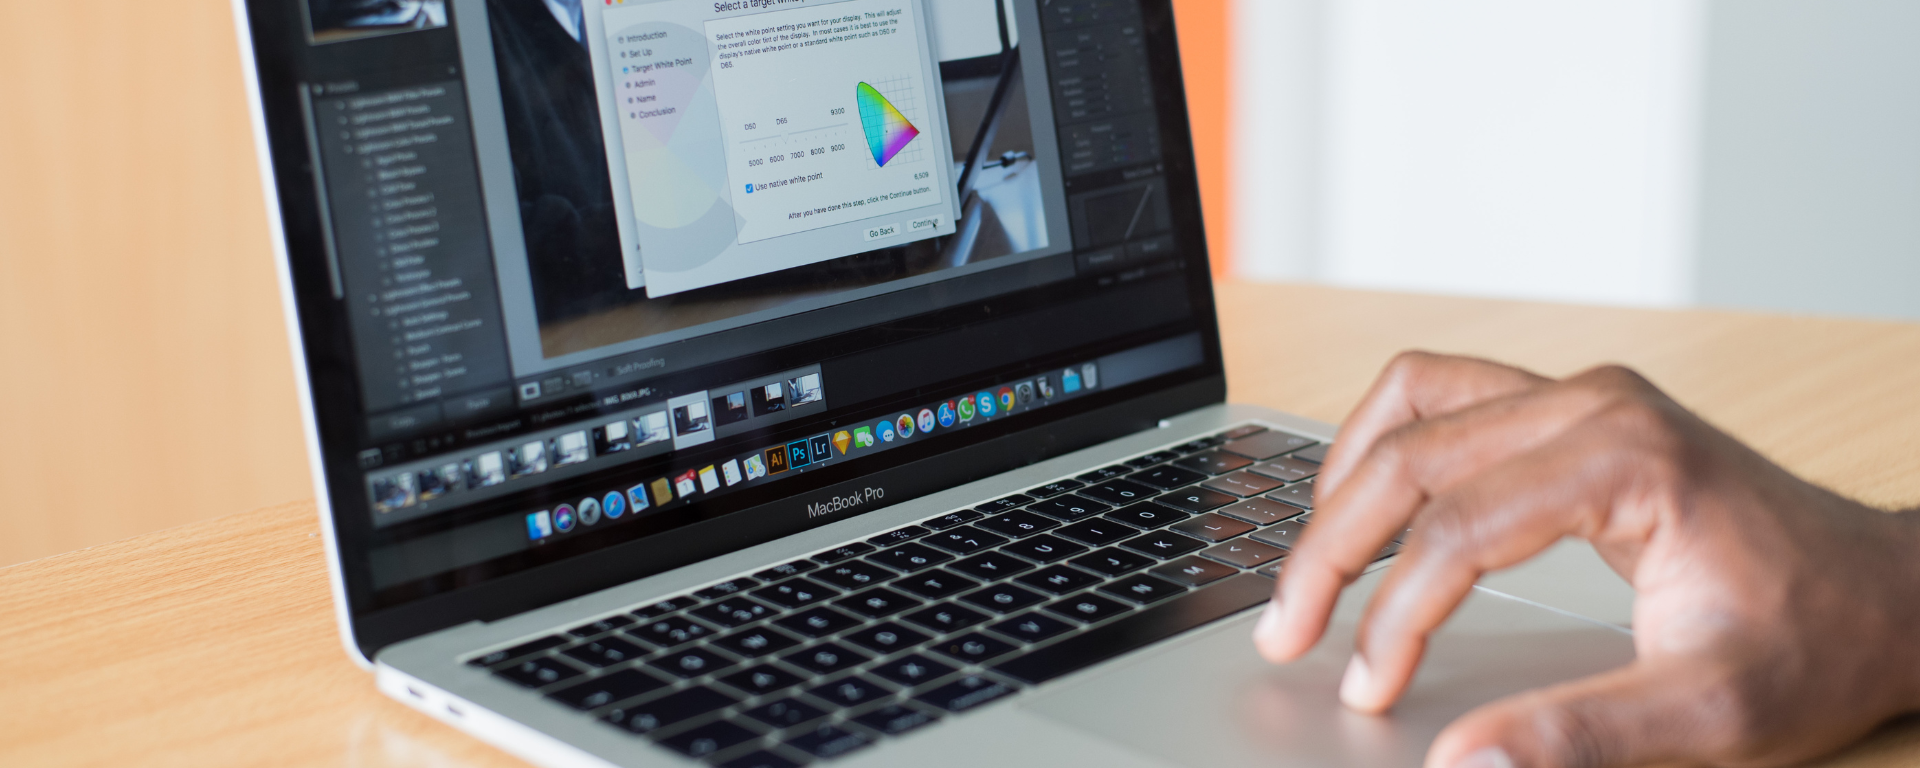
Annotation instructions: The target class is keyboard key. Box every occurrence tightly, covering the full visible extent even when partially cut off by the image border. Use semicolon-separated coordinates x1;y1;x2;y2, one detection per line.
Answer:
903;603;990;634
771;602;864;637
1070;548;1155;577
1223;431;1317;460
562;636;648;668
1001;534;1088;564
784;724;872;759
690;597;779;628
1169;513;1256;543
1393;524;1413;543
893;569;981;600
1128;465;1208;490
869;542;952;573
806;674;891;709
649;647;736;679
1173;450;1254;475
852;703;941;735
742;697;826;729
719;664;806;697
496;656;585;688
1026;480;1084;499
995;574;1272;684
783;642;869;675
844;622;931;654
566;615;635;638
949;551;1036;581
1075;465;1132;483
1295;512;1313;524
1268;480;1316;510
960;583;1048;614
547;668;669;710
1043;593;1131;623
1015;565;1102;595
834;587;923;619
1151;556;1237;586
867;525;931;547
914;675;1019;713
604;686;738;734
469;635;567;667
1105;502;1186;529
631;598;695;620
1249;520;1308;549
1375;541;1403;561
1027;495;1111;522
1128;450;1181;467
1120;531;1207;560
751;559;817;582
1223;424;1267;439
1156;487;1238;513
1174;436;1224;454
750;577;839;609
628;616;716;648
975;510;1059;538
975;494;1034;513
923;509;983;530
712;626;802;658
923;527;1010;555
1055;518;1137;546
1203;471;1284;497
1080;479;1157;506
870;654;956;688
929;633;1017;664
1202;539;1286;568
1293;443;1331;463
812;542;875;564
1248;456;1320;483
988;612;1075;643
814;560;898;591
1099;573;1187;604
1216;497;1303;526
719;751;801;768
656;719;759;759
694;577;761;601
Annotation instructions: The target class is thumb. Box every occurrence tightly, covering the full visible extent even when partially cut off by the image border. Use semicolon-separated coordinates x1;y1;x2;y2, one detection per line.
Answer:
1425;660;1727;768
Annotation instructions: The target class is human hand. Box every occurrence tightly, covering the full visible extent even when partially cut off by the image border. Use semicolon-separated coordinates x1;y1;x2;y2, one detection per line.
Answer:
1252;352;1920;768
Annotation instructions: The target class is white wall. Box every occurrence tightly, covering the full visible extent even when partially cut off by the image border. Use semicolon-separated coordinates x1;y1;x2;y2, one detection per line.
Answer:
1236;0;1920;321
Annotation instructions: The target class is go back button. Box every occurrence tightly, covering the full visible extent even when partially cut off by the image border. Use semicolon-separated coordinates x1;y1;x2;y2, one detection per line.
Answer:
864;222;902;241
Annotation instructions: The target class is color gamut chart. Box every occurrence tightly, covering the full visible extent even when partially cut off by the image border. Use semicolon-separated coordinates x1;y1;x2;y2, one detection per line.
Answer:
856;82;920;168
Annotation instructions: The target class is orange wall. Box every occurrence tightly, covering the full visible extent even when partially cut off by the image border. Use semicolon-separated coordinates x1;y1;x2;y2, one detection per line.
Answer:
1172;0;1233;277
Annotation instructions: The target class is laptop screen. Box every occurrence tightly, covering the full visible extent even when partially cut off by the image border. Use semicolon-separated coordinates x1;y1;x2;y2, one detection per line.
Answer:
244;0;1219;651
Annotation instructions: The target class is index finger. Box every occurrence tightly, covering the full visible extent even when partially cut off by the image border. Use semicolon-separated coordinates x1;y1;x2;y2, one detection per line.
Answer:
1316;352;1548;501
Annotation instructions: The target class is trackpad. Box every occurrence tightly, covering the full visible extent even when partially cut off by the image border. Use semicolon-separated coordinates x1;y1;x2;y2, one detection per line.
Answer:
1022;570;1636;768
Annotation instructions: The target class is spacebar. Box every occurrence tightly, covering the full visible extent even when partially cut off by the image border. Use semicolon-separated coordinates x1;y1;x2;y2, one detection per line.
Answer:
991;573;1274;685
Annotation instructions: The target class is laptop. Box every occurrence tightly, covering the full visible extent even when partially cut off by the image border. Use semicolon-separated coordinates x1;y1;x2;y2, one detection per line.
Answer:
235;0;1636;765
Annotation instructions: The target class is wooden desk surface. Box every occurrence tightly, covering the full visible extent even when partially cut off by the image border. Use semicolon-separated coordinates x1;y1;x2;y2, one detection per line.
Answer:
6;282;1920;767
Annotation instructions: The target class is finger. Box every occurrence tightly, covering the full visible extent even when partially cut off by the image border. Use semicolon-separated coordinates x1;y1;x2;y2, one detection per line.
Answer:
1257;381;1615;664
1424;660;1725;768
1342;423;1638;713
1317;352;1547;501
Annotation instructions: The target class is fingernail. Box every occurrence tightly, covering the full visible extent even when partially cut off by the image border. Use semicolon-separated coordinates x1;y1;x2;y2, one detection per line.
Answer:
1338;654;1379;710
1451;746;1514;768
1254;601;1283;640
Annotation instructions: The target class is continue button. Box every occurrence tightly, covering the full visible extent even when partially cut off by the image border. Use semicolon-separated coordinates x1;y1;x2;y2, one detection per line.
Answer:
864;222;902;242
908;215;944;232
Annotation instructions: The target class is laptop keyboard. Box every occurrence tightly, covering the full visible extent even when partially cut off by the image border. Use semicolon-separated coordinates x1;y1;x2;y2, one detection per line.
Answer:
462;424;1400;766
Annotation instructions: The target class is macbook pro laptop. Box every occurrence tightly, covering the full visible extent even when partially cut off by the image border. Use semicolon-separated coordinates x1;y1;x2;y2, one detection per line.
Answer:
235;0;1636;765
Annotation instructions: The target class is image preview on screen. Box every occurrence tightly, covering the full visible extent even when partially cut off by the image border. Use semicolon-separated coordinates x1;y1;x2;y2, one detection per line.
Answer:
471;0;1066;367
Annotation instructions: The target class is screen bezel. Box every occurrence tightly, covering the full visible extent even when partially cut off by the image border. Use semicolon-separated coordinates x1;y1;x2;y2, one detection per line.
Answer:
236;0;1227;661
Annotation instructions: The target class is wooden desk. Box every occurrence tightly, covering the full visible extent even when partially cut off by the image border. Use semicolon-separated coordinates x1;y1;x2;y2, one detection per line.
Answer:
6;282;1920;767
